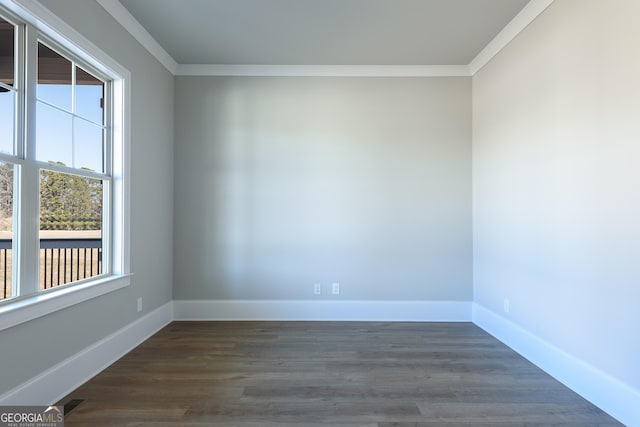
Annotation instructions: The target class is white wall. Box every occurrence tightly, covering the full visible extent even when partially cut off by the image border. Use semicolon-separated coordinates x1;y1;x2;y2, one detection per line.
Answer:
0;0;174;396
174;76;472;302
473;0;640;399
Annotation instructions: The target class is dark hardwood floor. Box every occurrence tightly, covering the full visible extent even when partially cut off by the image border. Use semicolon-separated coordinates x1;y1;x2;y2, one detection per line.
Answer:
59;321;621;426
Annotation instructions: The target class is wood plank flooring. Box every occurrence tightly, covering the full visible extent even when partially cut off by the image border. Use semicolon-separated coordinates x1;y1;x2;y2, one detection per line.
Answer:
59;321;621;426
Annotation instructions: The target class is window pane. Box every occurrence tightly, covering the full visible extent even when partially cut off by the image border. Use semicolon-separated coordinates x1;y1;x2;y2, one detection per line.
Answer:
0;17;15;86
36;101;73;166
40;170;103;290
0;89;14;154
76;67;104;124
74;118;103;172
38;43;72;111
0;162;14;300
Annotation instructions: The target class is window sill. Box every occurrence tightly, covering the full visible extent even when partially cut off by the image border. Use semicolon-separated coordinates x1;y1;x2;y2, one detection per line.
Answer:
0;273;133;332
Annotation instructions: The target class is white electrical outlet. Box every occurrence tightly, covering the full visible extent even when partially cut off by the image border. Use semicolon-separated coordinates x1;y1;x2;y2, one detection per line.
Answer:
332;282;340;295
313;283;321;295
137;297;143;312
503;298;510;313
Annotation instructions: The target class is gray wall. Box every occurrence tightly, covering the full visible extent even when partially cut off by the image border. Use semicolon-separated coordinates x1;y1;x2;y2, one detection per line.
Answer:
0;0;174;395
473;0;640;390
174;77;471;301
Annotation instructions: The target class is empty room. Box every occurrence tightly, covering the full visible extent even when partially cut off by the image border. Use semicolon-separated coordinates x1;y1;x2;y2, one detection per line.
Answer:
0;0;638;425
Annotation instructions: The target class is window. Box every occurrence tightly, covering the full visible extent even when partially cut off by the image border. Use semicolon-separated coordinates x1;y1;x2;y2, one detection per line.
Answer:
0;3;129;323
36;41;107;291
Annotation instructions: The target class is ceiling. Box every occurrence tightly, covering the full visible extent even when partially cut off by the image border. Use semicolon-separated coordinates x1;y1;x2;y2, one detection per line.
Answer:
117;0;530;66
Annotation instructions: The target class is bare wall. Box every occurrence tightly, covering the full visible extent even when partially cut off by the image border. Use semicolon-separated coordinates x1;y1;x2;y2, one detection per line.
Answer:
174;76;471;301
473;0;640;391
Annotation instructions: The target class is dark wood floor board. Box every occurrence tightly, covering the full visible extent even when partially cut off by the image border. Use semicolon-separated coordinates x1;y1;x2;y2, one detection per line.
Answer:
378;423;622;427
240;384;586;405
185;399;423;423
63;406;188;424
60;321;622;426
127;423;378;427
417;402;617;423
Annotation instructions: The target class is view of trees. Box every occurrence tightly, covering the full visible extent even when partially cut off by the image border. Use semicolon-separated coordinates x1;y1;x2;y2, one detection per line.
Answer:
0;162;102;231
0;162;12;232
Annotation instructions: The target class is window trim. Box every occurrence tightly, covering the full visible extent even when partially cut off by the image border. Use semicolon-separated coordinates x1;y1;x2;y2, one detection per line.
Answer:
0;0;131;331
0;273;132;331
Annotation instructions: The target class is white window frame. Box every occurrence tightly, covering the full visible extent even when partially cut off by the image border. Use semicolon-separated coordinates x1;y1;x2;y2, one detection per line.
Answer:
0;0;131;332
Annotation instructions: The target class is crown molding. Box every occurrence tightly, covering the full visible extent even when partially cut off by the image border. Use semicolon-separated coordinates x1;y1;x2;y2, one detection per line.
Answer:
175;64;471;77
469;0;555;75
93;0;553;77
95;0;178;74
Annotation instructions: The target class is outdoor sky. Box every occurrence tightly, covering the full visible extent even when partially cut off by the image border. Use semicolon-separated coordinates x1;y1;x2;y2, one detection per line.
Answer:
0;82;104;173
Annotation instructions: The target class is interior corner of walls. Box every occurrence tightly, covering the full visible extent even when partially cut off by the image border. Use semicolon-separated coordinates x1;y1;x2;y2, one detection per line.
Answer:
468;0;555;75
0;302;173;406
472;303;640;426
173;300;472;322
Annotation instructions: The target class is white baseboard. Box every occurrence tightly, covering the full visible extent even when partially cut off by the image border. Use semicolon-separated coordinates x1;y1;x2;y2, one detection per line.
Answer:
5;299;634;426
173;299;472;321
0;301;173;405
472;303;640;427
